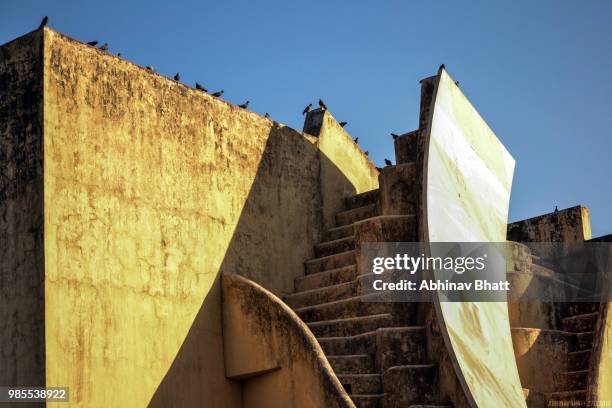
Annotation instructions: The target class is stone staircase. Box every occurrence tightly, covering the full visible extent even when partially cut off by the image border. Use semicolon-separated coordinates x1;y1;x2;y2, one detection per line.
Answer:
545;301;600;406
285;190;450;408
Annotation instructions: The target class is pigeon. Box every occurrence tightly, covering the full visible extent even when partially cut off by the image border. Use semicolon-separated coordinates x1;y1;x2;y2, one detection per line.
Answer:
384;159;393;166
318;99;327;110
264;113;270;118
211;90;224;98
439;63;445;71
376;167;382;172
173;73;180;81
554;206;558;213
117;53;121;57
353;137;359;143
455;81;460;86
39;16;48;29
145;66;154;72
195;82;207;92
339;121;348;127
238;101;249;109
87;41;98;46
364;151;369;156
302;104;312;115
98;43;109;51
391;133;400;140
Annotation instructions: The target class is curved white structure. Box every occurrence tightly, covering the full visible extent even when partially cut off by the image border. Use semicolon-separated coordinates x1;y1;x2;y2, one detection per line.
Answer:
422;68;526;407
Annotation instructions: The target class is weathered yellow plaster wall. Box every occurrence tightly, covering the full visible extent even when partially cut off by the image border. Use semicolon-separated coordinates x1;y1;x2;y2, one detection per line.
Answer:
313;110;379;227
0;30;45;390
37;28;378;407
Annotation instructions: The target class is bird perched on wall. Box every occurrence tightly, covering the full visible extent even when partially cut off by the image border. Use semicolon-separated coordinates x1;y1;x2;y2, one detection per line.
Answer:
238;101;249;109
264;113;270;118
211;90;224;98
195;82;207;93
173;73;181;81
455;81;460;86
439;63;445;71
339;121;348;128
384;159;393;166
39;16;48;29
302;104;312;115
391;133;400;140
87;41;98;46
145;66;154;72
376;167;382;172
117;53;122;57
353;137;359;143
555;206;558;212
98;43;109;51
318;99;328;110
364;151;369;156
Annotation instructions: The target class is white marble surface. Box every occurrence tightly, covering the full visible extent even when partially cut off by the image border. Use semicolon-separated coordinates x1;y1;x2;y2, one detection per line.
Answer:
424;69;525;407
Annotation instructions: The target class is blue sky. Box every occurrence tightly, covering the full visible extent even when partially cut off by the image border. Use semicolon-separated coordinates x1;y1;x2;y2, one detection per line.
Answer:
2;1;611;237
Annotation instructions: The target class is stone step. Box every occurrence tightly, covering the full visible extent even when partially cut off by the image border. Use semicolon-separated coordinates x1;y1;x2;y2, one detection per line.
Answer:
336;203;378;227
305;250;355;275
563;312;599;333
318;331;377;356
351;394;384;408
308;314;396;337
344;189;380;211
325;224;354;241
545;390;586;406
382;364;439;407
562;302;600;319
286;281;355;309
376;327;428;370
327;354;374;374
337;374;382;394
553;370;588;391
294;265;358;292
295;294;414;323
574;332;594;352
315;236;356;258
568;349;591;371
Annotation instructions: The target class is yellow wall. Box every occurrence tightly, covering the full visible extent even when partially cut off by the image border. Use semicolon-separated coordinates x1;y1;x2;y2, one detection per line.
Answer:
40;29;378;407
316;111;379;227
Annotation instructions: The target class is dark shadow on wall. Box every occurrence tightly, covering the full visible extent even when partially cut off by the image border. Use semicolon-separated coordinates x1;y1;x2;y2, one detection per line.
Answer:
148;122;359;407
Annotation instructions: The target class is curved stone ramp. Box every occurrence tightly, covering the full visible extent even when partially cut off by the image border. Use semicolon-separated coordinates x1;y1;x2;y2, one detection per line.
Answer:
420;67;526;408
222;273;355;408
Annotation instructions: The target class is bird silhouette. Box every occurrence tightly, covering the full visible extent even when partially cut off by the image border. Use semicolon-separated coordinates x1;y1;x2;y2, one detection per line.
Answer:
439;63;445;71
98;43;109;51
211;90;224;97
455;81;460;86
145;66;154;72
384;159;392;166
195;82;207;92
391;133;400;140
353;137;359;143
39;16;48;29
87;41;98;46
364;151;369;156
376;167;382;172
117;53;121;57
173;73;180;81
264;113;270;118
339;121;348;127
302;104;312;115
318;99;327;110
238;101;249;109
554;206;559;212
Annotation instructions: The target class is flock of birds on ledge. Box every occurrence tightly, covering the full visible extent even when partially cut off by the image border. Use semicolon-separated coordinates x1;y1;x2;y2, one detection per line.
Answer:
37;16;398;171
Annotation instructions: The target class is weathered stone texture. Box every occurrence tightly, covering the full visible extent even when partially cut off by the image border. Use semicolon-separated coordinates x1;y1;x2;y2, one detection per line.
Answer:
0;27;378;407
0;30;45;388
